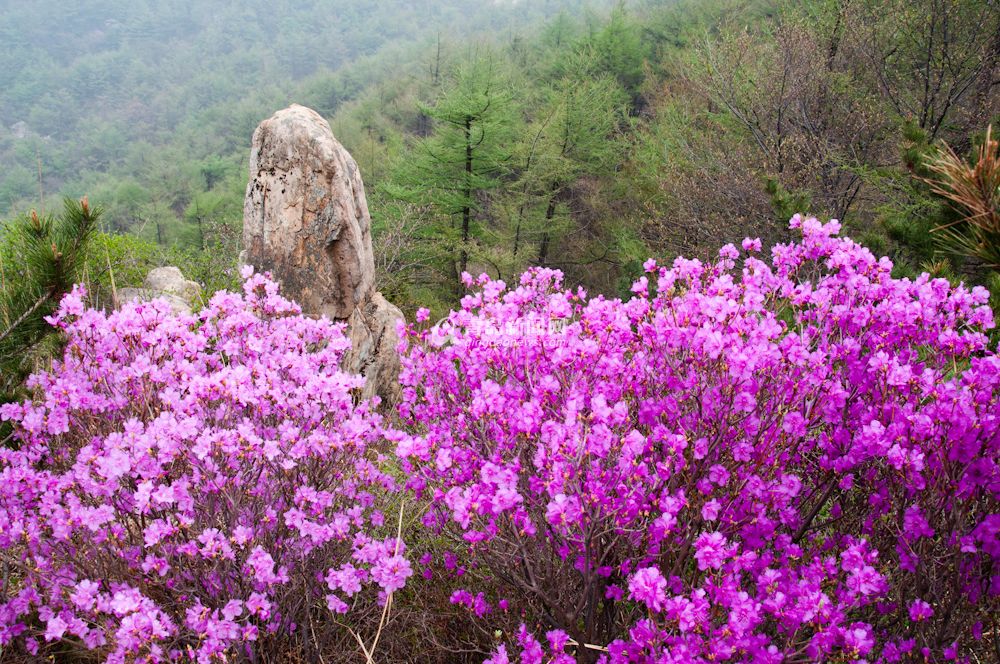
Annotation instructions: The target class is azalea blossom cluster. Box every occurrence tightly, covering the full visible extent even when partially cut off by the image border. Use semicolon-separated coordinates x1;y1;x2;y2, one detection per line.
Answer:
2;218;998;663
398;217;1000;662
0;268;409;662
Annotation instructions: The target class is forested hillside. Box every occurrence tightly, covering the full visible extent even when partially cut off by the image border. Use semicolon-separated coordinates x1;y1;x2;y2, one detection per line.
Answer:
2;0;997;316
344;0;998;312
0;0;615;285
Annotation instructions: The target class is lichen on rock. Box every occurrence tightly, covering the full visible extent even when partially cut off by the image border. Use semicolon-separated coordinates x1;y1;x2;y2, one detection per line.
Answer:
243;104;403;405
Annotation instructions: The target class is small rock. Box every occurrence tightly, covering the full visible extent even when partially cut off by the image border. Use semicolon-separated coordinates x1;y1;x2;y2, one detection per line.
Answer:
342;293;404;405
143;267;201;304
117;266;201;315
117;288;192;315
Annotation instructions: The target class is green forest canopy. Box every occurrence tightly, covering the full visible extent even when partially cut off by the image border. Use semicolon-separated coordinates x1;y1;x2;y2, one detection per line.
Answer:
1;0;997;317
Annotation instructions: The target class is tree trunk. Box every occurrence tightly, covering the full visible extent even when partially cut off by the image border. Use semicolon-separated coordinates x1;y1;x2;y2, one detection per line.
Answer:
461;115;472;277
537;183;559;266
432;32;442;87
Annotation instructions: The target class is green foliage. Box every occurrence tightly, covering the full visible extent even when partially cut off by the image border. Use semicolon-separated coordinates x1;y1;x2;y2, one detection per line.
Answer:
584;3;649;101
0;0;613;238
84;230;162;294
877;126;944;269
765;177;812;222
882;121;1000;288
384;52;519;290
3;0;998;326
0;198;98;408
516;72;629;264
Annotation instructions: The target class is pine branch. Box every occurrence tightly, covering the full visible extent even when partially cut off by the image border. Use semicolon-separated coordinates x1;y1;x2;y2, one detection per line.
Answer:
0;290;54;348
0;196;100;400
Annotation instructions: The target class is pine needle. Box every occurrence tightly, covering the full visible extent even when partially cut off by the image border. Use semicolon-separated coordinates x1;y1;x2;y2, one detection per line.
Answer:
924;125;1000;268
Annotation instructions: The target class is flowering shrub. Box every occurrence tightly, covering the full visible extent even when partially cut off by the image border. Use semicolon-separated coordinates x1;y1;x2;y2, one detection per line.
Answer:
2;218;998;663
398;217;1000;662
0;269;409;662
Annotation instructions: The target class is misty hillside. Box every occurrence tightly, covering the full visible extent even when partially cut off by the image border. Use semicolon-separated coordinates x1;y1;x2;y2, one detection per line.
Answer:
1;0;997;310
0;0;612;214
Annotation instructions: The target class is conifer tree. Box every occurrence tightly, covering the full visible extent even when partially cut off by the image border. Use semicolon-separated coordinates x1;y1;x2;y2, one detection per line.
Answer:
386;53;517;293
513;71;627;266
922;125;1000;270
0;197;99;413
586;3;647;100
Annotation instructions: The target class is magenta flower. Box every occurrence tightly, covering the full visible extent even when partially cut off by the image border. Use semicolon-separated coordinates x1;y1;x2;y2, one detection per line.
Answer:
370;554;413;594
629;567;668;612
95;448;131;480
545;493;583;529
0;271;408;659
396;217;999;662
842;622;875;656
42;615;67;642
4;218;999;662
909;599;934;622
693;531;731;570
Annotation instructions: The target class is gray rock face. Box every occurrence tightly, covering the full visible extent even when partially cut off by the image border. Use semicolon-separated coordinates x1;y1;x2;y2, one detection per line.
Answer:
144;267;201;303
243;104;403;405
342;293;404;405
118;266;202;315
243;104;375;320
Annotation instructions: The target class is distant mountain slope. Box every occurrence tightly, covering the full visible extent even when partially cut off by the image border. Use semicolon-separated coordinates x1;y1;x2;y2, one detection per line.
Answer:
0;0;613;214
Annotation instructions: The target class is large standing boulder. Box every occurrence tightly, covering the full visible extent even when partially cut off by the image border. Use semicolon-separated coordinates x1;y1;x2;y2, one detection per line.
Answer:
242;104;402;405
243;104;375;320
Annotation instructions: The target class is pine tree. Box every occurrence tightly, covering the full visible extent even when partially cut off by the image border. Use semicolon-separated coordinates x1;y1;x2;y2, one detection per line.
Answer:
385;53;517;294
582;3;648;105
922;125;1000;269
0;197;99;416
513;72;627;267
